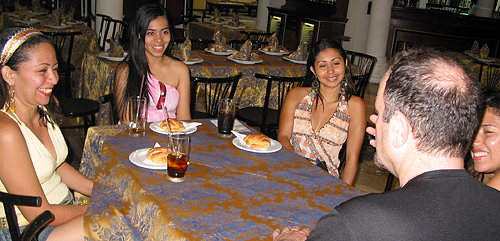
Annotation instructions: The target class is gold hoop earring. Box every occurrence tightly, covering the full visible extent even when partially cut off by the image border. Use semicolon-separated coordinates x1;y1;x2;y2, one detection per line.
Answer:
8;87;16;113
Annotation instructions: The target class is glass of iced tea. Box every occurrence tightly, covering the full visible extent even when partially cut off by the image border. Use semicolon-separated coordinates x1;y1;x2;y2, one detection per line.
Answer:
217;98;236;138
167;133;190;182
128;96;147;137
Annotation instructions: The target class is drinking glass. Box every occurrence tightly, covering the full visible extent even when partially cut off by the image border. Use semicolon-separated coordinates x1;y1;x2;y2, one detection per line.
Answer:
128;96;147;137
167;134;190;182
217;98;236;138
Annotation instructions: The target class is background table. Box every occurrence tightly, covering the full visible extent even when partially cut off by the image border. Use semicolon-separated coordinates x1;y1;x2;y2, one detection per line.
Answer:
80;119;363;240
187;22;264;41
81;50;306;125
0;12;99;68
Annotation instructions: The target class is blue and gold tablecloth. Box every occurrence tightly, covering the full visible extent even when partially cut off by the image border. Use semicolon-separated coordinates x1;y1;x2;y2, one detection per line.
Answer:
81;119;364;240
187;21;264;41
81;50;307;125
0;12;99;68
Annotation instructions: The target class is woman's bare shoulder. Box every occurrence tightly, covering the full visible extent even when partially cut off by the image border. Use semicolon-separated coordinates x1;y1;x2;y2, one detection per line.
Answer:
347;95;366;109
167;57;189;72
288;87;311;99
0;113;23;142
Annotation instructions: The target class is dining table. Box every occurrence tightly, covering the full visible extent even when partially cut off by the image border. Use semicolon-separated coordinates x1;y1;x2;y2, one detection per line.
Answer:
79;119;364;240
0;12;99;68
80;49;307;126
187;21;264;41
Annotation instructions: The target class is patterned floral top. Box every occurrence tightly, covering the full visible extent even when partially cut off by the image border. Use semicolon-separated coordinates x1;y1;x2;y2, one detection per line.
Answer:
291;91;350;177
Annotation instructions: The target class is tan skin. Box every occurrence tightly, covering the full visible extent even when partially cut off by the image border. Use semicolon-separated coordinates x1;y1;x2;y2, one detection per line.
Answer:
278;48;366;185
115;16;191;123
471;109;500;191
0;42;93;241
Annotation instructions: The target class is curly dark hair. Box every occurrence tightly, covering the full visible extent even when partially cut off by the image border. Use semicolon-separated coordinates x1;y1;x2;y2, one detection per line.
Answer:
0;27;62;126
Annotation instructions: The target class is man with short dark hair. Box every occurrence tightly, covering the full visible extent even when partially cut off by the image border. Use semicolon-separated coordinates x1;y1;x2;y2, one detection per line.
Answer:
273;48;500;241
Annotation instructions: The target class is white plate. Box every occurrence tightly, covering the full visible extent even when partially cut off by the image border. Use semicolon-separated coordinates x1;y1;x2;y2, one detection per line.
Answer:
228;57;263;64
259;48;289;56
211;21;226;25
28;11;48;15
98;52;128;61
232;137;282;153
67;21;84;25
129;148;168;169
45;24;72;29
149;121;198;135
205;48;233;56
183;57;204;65
224;25;245;30
16;19;42;24
283;56;307;64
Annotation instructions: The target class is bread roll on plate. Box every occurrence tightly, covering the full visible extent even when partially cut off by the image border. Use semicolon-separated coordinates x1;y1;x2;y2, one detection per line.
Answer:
244;133;271;149
161;118;185;132
147;147;172;164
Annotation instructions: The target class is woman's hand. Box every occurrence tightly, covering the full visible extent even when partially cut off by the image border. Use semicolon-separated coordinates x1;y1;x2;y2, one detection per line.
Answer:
273;226;311;241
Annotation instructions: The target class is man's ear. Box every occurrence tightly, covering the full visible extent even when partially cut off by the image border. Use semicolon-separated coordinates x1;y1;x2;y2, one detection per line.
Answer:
390;110;411;148
1;66;14;86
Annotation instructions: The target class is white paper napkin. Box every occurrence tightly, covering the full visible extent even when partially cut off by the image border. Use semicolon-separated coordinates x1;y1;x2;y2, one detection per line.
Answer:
210;119;250;132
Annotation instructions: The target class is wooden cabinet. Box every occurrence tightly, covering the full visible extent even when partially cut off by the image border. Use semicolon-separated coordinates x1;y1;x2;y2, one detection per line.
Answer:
267;0;349;50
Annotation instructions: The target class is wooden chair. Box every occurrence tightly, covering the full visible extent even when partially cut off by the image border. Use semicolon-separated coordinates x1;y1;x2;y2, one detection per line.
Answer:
0;191;54;241
236;73;305;139
101;18;129;51
190;73;242;119
345;50;377;99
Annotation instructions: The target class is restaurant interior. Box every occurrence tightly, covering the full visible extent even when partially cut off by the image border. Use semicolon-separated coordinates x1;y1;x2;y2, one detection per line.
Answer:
1;0;499;239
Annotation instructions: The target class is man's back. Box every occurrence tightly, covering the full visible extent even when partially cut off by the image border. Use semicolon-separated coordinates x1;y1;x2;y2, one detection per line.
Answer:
308;170;500;240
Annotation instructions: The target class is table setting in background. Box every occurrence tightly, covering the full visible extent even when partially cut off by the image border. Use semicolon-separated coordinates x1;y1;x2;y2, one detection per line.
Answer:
460;41;500;90
0;2;98;68
80;32;308;125
187;9;263;42
79;114;363;240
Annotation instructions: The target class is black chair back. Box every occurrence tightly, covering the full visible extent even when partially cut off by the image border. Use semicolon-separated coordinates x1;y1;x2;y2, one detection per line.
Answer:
239;31;274;49
41;31;82;98
94;13;111;50
190;73;242;119
237;74;305;138
345;50;377;99
98;93;119;125
0;191;54;241
189;38;215;50
101;18;128;51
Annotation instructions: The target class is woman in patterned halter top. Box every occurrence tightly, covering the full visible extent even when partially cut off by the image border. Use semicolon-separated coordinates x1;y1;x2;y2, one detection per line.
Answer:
278;39;366;185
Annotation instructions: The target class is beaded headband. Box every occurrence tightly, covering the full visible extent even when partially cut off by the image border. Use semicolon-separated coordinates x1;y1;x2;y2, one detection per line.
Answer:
0;28;43;66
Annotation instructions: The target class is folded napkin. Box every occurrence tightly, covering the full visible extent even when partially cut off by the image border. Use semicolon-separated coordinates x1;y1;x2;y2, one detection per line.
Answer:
260;33;287;52
229;39;261;61
18;6;31;21
62;7;75;23
107;37;125;57
210;119;250;132
288;41;309;61
210;30;230;52
15;3;22;12
227;12;244;27
47;9;62;26
31;0;42;13
213;8;224;23
174;39;192;61
479;44;489;59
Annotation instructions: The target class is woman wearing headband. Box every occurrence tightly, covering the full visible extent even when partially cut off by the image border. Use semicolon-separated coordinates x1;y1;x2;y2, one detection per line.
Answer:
0;27;92;240
115;3;191;123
